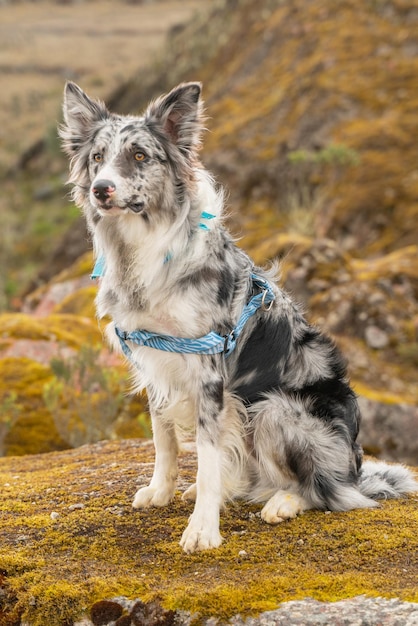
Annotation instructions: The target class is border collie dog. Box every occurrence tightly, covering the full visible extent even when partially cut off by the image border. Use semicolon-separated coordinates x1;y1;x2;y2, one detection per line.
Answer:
60;82;416;553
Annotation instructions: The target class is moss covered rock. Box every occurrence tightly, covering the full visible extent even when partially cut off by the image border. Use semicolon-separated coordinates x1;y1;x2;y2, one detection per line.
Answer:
0;440;416;625
0;304;148;456
0;357;67;456
0;307;105;456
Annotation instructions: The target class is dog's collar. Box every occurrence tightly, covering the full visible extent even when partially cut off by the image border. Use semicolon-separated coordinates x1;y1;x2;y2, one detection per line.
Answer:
91;254;106;280
115;273;275;359
90;211;216;280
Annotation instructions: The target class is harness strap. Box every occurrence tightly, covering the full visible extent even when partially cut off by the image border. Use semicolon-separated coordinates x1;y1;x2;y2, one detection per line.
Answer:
115;273;275;359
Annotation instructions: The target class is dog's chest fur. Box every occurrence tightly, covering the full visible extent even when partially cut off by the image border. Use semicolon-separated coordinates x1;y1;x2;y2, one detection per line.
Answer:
95;213;247;338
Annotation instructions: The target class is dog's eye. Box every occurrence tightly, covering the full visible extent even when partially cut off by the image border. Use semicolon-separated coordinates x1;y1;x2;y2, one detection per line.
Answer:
93;153;103;163
134;152;146;162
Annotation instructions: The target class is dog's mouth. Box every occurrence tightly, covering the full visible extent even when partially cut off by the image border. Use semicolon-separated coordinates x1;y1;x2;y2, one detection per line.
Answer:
126;201;145;214
95;201;145;215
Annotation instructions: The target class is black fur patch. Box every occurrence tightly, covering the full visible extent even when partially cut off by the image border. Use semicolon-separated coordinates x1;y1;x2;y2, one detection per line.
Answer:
217;268;234;305
203;380;224;413
179;267;219;291
232;314;292;404
121;124;138;135
299;378;360;440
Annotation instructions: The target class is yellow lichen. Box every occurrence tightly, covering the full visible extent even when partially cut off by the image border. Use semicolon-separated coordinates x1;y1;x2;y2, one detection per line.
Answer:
52;285;98;318
0;312;102;349
0;358;68;456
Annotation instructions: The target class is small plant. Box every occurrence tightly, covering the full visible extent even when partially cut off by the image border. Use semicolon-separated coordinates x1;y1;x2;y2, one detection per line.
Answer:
136;411;153;439
0;391;22;456
288;144;360;167
283;143;360;236
43;345;129;449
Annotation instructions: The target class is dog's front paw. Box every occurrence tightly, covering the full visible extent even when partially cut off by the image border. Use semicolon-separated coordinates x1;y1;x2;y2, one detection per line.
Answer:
132;485;174;509
261;491;308;524
180;521;223;553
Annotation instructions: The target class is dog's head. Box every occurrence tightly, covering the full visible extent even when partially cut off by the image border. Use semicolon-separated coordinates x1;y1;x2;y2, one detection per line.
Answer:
60;81;204;226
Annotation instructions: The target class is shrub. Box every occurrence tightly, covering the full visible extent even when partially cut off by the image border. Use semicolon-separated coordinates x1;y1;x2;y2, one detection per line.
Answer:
43;345;128;449
0;391;22;456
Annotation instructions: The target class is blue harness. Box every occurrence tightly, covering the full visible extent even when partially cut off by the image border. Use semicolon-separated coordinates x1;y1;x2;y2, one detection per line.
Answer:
114;273;274;359
91;212;275;359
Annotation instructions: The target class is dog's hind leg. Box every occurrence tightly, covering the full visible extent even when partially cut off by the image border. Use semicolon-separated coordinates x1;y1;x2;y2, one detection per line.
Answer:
132;401;179;509
182;482;197;502
249;391;376;522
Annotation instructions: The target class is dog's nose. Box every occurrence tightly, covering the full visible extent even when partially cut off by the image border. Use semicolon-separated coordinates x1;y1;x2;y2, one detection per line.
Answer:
92;179;116;202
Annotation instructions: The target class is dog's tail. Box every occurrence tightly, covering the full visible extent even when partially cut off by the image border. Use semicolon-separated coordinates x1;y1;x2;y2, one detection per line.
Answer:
358;460;418;500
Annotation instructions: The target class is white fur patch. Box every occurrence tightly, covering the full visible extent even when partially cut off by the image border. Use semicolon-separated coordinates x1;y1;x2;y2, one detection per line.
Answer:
180;440;223;553
359;460;418;499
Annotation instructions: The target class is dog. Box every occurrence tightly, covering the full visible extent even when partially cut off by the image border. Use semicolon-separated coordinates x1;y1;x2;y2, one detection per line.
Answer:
60;81;417;553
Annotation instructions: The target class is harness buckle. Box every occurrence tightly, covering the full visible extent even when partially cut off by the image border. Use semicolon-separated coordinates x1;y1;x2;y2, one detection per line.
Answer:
116;328;128;341
223;330;235;355
261;289;274;312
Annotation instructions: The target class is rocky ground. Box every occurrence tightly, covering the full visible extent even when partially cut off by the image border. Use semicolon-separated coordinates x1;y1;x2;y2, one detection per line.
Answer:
0;440;416;626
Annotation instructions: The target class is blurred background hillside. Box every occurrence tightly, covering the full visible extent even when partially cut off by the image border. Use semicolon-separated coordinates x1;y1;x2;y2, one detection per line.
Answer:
0;0;417;463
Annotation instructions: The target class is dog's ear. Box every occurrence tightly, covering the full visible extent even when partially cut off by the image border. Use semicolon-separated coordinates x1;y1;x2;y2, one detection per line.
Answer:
60;82;109;155
145;82;203;156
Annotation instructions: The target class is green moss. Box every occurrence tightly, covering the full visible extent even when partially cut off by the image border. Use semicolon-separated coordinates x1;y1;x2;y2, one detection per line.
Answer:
0;441;416;626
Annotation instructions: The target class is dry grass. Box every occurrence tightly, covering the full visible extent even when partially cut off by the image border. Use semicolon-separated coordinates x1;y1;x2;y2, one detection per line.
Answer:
0;0;201;169
0;0;203;308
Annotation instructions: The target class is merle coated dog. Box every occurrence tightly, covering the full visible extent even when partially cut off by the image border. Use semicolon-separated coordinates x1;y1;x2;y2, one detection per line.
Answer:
60;81;417;553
